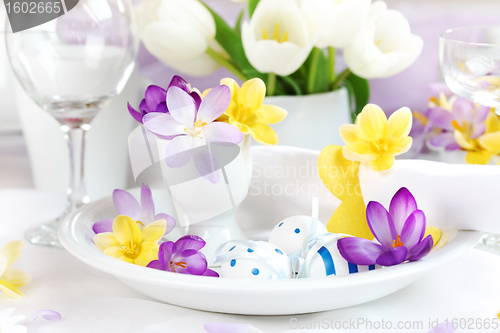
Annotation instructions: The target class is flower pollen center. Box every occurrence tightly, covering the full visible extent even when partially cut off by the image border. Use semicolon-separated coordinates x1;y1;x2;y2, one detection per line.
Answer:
121;240;138;259
413;111;428;125
263;22;288;43
393;235;403;248
136;221;145;228
184;119;207;137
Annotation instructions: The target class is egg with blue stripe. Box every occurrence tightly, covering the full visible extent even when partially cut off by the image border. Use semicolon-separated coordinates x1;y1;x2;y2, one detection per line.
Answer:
220;241;292;279
305;234;378;278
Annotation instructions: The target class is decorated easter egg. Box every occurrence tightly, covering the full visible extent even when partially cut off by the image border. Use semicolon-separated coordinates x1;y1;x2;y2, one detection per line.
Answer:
305;234;377;278
269;215;328;255
219;241;292;279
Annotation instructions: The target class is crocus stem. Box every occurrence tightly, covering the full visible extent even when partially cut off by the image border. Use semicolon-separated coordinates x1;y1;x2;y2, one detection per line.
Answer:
206;47;247;82
328;47;336;86
331;68;351;90
307;47;322;94
267;73;276;96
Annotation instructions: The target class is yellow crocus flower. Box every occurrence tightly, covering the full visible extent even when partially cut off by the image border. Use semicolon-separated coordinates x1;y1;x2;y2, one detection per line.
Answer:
340;104;413;171
0;241;31;298
94;215;166;267
217;78;287;145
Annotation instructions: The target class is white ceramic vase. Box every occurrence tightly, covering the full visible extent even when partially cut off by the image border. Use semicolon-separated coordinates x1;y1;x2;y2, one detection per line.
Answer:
264;88;352;151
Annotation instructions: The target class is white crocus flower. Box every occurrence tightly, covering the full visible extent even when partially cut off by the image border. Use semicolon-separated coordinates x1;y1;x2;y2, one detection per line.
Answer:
136;0;220;76
343;1;423;79
300;0;371;49
241;0;316;76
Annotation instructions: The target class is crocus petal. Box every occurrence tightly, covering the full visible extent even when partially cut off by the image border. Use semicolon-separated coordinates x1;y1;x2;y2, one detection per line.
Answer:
256;105;288;124
134;242;160;267
342;143;379;163
428;107;454;131
400;210;426;252
479;131;500;154
140;183;155;223
168;75;191;93
429;132;455;148
191;91;202;111
143;112;186;137
128;103;144;123
0;241;23;268
2;268;32;287
193;145;221;184
94;233;120;252
375;246;408;266
113;189;141;220
180;249;208;275
407;235;434;261
0;280;25;298
465;150;490;165
240;78;266;113
197;85;231;123
0;255;7;277
202;122;244;144
340;124;366;144
165;135;194;168
366;201;397;250
28;310;62;323
139;99;150;113
175;235;206;252
146;260;165;270
155;102;169;114
248;122;279;145
141;219;167;243
145;85;167;112
167;86;197;128
389;187;418;234
358;104;387;140
104;247;134;264
202;269;220;277
93;219;113;234
159;241;175;269
369;155;395;171
154;213;176;235
452;97;474;120
453;131;474;150
337;237;385;266
385;107;412;138
113;215;142;246
204;323;264;333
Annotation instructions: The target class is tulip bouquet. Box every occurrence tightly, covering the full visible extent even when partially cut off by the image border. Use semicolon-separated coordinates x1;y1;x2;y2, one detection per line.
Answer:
136;0;423;118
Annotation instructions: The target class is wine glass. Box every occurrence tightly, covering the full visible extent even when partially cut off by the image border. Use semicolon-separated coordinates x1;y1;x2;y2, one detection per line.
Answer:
5;0;138;247
440;26;500;254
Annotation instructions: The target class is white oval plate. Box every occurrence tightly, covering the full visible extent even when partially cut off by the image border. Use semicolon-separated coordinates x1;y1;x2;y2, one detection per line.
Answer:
59;191;481;315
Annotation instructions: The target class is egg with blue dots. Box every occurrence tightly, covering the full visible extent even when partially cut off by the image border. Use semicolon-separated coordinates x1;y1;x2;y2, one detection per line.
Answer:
305;234;379;278
268;215;328;255
220;241;292;279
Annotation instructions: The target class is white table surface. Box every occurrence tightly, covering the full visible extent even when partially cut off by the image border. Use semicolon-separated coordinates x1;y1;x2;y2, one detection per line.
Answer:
0;133;499;333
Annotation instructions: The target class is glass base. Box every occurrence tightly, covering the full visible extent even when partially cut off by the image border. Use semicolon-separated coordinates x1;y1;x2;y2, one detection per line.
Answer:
475;233;500;255
25;219;63;248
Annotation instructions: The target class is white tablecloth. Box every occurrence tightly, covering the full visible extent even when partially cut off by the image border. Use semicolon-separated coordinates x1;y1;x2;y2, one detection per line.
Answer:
0;134;499;333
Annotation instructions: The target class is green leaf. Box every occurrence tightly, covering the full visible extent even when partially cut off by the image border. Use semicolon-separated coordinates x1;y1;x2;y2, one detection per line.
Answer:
280;76;303;96
205;5;265;81
248;0;260;18
343;73;370;122
234;10;244;35
306;48;329;95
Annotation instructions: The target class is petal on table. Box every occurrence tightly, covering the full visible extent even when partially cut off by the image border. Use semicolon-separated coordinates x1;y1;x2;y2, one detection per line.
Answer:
400;210;426;252
135;242;160;267
337;237;384;266
198;85;231;124
28;309;62;323
2;268;31;287
256;105;287;124
428;106;454;131
182;249;208;275
93;219;113;234
104;247;134;264
143;112;186;137
165;135;194;168
339;124;365;144
247;122;278;145
358;104;387;140
146;260;165;270
0;280;25;298
94;233;120;252
175;235;206;253
145;85;167;112
113;215;143;246
128;103;144;123
141;219;166;243
407;235;434;261
389;187;418;234
140;183;155;223
366;201;397;250
240;78;266;112
342;144;378;163
375;246;408;266
167;86;197;128
385;107;412;139
113;189;141;219
204;323;264;333
203;122;244;144
202;269;220;277
369;155;395;171
154;213;176;235
0;241;23;268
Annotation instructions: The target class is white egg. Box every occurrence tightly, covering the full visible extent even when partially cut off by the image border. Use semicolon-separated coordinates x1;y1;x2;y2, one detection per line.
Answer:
268;215;328;255
220;241;292;279
305;234;378;278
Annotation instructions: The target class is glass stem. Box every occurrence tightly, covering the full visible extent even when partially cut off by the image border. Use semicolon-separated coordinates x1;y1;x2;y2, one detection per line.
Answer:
61;121;90;213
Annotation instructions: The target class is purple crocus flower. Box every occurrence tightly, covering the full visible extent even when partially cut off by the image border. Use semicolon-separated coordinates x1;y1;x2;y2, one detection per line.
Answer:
147;235;219;277
127;75;202;124
428;97;490;151
92;183;176;235
407;109;434;158
337;187;434;267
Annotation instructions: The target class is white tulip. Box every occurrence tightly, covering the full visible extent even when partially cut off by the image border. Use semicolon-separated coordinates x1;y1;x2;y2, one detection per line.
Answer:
343;1;423;79
241;0;316;76
300;0;371;49
136;0;220;76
